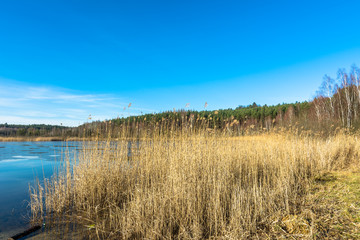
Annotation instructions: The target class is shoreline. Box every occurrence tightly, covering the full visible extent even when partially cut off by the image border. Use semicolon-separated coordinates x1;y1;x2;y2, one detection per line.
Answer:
0;137;85;142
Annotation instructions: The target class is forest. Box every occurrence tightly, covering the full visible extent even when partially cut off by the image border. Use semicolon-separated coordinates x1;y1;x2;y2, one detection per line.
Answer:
2;66;360;138
0;123;71;137
76;66;360;137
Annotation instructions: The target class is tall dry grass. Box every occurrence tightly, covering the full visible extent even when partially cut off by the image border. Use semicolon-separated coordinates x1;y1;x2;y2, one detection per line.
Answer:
29;127;360;239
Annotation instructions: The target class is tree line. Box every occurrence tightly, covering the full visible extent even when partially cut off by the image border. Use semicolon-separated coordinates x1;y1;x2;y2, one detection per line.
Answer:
313;65;360;129
0;123;72;137
2;65;359;138
84;65;359;137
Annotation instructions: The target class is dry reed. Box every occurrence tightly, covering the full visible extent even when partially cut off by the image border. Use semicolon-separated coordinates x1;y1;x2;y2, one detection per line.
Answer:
29;127;360;239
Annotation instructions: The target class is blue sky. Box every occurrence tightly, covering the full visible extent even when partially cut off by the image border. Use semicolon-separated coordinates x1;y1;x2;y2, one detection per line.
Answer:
1;0;359;126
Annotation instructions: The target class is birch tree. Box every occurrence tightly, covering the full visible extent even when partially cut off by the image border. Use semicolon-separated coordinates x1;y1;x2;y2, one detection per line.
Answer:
338;69;352;128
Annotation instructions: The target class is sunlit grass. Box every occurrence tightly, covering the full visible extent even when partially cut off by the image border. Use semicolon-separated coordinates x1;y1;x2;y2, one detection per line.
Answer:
29;126;360;239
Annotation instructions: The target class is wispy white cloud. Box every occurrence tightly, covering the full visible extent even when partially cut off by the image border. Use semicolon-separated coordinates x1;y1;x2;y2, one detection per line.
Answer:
0;78;156;126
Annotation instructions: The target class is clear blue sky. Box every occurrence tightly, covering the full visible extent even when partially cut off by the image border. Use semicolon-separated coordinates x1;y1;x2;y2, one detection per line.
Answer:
1;0;359;126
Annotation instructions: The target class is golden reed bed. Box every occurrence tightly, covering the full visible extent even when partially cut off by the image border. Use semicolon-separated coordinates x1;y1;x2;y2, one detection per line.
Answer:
29;129;360;239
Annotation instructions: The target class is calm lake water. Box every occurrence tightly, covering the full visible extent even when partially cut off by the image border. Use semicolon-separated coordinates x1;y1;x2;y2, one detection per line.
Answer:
0;141;81;239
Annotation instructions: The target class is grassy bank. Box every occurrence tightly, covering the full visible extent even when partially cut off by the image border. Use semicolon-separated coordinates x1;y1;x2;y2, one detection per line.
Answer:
29;129;360;239
308;170;360;238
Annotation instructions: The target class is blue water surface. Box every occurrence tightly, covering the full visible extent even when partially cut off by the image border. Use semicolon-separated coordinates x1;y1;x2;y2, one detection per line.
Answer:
0;141;80;238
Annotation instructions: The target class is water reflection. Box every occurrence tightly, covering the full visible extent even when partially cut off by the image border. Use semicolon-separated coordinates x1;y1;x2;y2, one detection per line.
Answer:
0;140;140;239
0;141;81;239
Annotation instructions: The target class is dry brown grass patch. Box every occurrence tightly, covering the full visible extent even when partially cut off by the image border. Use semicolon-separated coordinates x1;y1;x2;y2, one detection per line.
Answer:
29;130;360;239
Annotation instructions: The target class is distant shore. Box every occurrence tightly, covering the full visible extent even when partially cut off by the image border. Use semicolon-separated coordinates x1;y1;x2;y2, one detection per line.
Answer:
0;137;85;142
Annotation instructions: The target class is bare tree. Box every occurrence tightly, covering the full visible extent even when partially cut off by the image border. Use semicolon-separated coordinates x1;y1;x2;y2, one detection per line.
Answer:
351;65;360;120
334;83;345;127
313;92;327;123
320;75;335;119
338;69;352;128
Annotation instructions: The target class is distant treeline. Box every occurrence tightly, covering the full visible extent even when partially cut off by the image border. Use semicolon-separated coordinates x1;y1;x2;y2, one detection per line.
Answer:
78;66;360;137
0;123;75;137
76;100;312;138
114;101;311;129
3;66;360;138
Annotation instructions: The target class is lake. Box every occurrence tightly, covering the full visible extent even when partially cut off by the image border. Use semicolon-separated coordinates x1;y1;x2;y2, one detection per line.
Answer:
0;141;81;239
